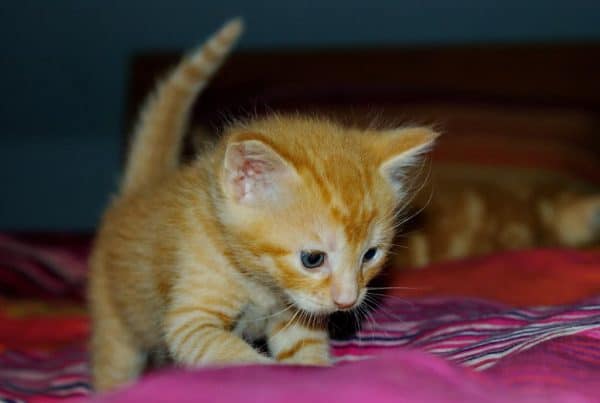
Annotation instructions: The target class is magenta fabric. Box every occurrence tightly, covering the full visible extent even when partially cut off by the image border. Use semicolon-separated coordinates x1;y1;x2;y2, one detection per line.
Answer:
93;351;595;403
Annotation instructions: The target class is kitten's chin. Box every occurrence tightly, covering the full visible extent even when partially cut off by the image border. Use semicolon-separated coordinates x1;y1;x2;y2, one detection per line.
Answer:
286;291;365;316
286;292;336;316
294;302;355;317
294;301;336;316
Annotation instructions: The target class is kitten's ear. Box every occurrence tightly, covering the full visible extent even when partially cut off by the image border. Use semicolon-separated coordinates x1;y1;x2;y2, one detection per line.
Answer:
223;137;298;205
374;127;439;197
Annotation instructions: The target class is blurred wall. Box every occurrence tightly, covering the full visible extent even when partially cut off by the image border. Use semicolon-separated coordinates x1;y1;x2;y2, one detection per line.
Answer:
2;0;600;230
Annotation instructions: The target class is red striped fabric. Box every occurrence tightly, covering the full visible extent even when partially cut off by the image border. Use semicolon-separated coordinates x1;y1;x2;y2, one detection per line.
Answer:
1;236;599;401
1;297;599;401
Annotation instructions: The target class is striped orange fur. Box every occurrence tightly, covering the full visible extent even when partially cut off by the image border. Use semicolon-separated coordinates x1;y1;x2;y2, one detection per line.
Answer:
88;19;438;392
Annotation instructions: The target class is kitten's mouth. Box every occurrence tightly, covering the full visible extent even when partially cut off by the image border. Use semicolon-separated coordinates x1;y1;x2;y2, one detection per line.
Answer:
285;293;335;316
293;302;336;316
335;305;358;313
285;291;363;316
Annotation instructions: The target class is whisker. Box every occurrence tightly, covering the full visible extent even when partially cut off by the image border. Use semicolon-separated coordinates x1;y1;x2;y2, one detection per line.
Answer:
361;304;378;334
392;162;435;234
405;157;434;205
238;304;294;323
352;309;363;340
393;229;422;238
365;292;415;308
363;298;406;320
395;189;434;229
361;302;387;337
355;304;369;332
271;308;301;340
368;285;428;291
366;292;420;301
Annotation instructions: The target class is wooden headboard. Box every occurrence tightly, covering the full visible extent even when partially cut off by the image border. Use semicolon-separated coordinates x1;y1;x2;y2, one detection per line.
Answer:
124;43;600;165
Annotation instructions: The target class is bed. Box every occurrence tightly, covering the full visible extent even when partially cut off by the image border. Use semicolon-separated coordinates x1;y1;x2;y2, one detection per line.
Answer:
1;43;599;402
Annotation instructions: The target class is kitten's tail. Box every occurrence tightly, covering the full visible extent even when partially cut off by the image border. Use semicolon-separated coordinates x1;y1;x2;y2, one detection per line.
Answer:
120;18;243;195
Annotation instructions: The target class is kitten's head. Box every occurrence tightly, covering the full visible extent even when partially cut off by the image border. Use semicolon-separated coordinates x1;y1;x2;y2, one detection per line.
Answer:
218;116;438;315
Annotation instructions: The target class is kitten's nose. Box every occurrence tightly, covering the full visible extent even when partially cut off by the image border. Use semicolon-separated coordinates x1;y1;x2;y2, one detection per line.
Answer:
334;299;356;310
331;274;358;310
333;295;357;310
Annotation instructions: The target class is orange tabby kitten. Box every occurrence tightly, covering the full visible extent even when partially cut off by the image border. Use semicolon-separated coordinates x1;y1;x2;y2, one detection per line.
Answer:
88;19;438;392
389;168;600;268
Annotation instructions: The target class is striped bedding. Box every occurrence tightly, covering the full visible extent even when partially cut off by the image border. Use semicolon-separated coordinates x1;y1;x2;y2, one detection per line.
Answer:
1;234;600;402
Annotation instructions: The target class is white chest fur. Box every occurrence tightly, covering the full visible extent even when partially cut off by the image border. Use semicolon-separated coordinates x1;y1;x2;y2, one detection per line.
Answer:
233;280;285;342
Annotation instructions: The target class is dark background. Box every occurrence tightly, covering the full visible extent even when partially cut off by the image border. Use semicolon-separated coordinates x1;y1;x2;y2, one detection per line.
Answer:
2;0;600;230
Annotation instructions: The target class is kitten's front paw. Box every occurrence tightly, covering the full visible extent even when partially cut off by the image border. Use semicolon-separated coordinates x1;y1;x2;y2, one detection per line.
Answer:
256;354;277;365
271;334;332;366
278;352;332;367
227;350;275;366
302;356;332;367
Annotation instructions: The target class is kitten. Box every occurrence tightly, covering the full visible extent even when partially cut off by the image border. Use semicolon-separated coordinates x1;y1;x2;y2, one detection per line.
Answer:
388;169;600;268
88;19;438;392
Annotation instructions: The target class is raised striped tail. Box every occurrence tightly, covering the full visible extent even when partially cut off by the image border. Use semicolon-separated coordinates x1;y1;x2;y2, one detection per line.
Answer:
120;18;244;195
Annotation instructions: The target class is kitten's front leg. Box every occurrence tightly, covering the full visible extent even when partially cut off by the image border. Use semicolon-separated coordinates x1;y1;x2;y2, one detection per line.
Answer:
267;309;331;366
165;277;271;366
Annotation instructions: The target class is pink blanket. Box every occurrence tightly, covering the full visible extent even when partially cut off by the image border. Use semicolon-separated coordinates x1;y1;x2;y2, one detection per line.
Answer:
94;349;596;403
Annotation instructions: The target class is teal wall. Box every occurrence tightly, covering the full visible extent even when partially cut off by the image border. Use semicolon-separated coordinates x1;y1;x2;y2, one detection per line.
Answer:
2;0;600;230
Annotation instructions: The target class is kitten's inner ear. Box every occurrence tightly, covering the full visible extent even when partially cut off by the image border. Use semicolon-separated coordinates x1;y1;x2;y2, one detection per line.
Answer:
376;127;439;198
223;138;297;205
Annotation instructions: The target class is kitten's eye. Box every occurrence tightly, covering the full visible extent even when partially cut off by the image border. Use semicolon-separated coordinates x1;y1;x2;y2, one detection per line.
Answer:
362;247;378;263
300;251;326;269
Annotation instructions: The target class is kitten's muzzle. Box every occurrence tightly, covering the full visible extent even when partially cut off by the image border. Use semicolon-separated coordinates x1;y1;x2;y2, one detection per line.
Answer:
331;278;358;310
